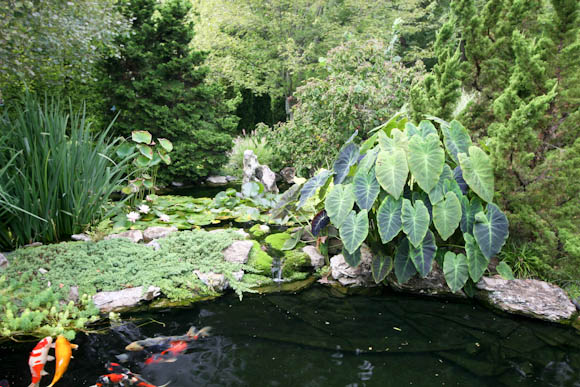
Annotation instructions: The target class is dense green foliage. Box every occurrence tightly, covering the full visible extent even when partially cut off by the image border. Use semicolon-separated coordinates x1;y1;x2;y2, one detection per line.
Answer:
261;39;423;175
410;0;580;287
0;96;130;249
296;116;512;292
0;0;129;101
221;130;279;178
101;0;239;183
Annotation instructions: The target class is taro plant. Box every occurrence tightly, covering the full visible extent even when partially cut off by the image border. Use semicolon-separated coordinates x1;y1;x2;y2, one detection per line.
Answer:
117;130;173;202
296;114;512;292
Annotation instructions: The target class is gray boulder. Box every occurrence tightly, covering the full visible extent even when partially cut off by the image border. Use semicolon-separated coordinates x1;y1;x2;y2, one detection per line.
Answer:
242;150;279;193
206;175;228;185
105;230;143;243
71;233;92;242
194;270;228;292
329;245;374;287
476;276;577;322
0;252;8;269
387;261;466;298
280;167;296;184
222;240;254;264
143;226;177;242
93;285;161;312
302;245;324;268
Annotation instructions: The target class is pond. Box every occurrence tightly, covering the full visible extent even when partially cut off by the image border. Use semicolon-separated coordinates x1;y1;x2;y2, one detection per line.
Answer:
2;285;579;386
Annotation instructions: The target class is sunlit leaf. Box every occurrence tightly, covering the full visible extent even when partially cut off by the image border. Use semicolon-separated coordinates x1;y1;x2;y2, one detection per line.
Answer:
158;138;173;152
132;130;152;144
325;184;355;228
428;164;453;204
432;191;462;241
375;148;408;200
282;229;304;250
137;144;153;159
408;133;445;192
297;170;333;209
116;142;135;158
339;209;369;254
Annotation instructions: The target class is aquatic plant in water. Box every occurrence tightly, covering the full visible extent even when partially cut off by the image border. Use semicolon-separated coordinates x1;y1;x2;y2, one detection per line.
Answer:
295;115;513;292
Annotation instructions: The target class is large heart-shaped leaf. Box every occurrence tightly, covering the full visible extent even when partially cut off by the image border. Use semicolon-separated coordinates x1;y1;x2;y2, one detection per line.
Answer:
378;130;408;153
353;168;380;210
394;238;417;284
340;210;369;254
297;170;333;208
377;195;402;244
473;203;509;259
334;143;359;184
311;209;330;236
132;130;152;144
372;254;393;283
158;138;173;152
408;133;445;193
458;146;494;203
464;233;488;283
356;147;379;175
401;198;430;248
428;164;453;205
418;120;438;137
442;120;472;164
325;184;355;227
433;192;462;241
342;247;361;267
453;166;468;195
409;230;437;277
375;148;408;200
460;196;483;234
443;252;468;292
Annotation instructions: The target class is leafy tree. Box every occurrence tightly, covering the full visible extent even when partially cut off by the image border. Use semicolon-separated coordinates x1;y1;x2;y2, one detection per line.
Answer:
102;0;239;183
261;38;423;175
410;0;580;284
0;0;129;101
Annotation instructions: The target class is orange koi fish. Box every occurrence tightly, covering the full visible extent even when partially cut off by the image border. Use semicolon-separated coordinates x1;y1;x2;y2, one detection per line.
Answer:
47;335;78;386
144;340;188;365
28;336;54;387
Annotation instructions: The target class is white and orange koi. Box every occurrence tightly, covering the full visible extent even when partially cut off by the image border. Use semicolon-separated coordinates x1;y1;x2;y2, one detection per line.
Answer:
28;336;54;387
47;335;78;387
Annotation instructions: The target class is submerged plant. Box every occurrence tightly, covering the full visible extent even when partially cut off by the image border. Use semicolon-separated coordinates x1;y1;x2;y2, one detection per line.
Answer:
295;115;511;292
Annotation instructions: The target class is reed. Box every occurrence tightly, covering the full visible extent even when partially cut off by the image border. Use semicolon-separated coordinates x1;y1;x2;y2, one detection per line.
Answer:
0;95;131;249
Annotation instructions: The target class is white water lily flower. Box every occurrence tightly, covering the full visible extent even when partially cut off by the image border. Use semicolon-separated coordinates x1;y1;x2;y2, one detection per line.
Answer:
138;204;150;214
146;195;154;202
158;213;170;222
127;211;141;223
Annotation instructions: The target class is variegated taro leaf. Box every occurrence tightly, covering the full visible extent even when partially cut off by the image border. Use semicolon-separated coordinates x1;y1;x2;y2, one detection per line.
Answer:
377;195;403;244
406;121;438;138
458;146;494;203
443;252;469;293
409;230;437;277
442;120;472;164
372;253;393;283
339;209;369;254
333;142;359;184
378;130;408;152
473;203;509;260
297;170;333;209
433;191;462;241
428;164;453;204
464;233;488;283
395;238;417;284
325;184;355;228
453;166;468;195
343;247;361;267
408;133;445;193
353;168;380;210
375;148;408;200
356;147;379;175
401;198;430;248
460;196;483;234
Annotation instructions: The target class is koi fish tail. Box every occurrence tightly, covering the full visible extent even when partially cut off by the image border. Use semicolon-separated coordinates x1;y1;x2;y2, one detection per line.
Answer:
197;326;212;337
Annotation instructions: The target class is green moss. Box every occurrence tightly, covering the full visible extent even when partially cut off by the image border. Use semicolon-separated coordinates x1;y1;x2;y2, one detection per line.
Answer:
247;241;273;275
249;223;270;239
282;249;310;277
265;232;291;251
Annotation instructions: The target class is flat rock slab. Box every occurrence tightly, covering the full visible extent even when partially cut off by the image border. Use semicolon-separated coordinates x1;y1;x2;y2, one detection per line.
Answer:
71;233;92;242
223;240;254;264
330;245;374;287
206;175;228;185
93;285;161;312
105;230;143;243
476;276;577;322
194;270;228;292
387;261;465;298
143;226;177;242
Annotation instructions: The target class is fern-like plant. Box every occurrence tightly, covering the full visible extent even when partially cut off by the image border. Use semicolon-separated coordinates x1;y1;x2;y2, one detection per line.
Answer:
297;114;512;292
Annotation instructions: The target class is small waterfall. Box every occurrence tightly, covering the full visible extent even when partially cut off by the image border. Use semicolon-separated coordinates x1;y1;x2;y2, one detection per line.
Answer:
271;257;283;283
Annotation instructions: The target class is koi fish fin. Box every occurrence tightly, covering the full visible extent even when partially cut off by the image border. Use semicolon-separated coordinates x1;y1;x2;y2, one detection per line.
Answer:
159;382;172;387
28;383;39;387
198;326;212;337
71;343;79;349
186;326;196;337
41;370;49;376
47;355;55;361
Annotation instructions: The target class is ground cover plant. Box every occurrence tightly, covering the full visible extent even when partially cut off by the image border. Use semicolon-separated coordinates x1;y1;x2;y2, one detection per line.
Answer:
0;229;266;340
295;115;513;292
0;95;131;249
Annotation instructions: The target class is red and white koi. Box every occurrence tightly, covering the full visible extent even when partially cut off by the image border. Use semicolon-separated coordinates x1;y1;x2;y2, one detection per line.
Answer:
28;336;54;387
144;340;188;365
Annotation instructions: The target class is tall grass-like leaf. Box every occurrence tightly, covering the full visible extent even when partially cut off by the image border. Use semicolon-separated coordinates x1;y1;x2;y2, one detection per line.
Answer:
0;95;131;248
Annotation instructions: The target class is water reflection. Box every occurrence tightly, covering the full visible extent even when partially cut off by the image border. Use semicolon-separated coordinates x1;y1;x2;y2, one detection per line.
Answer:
1;285;579;386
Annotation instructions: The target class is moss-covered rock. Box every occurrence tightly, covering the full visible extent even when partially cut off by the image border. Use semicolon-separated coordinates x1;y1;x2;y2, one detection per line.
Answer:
282;249;310;277
265;232;292;251
247;241;273;275
249;224;271;239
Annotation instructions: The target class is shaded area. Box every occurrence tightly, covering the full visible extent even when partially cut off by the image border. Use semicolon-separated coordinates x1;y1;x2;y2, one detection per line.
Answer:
2;286;579;386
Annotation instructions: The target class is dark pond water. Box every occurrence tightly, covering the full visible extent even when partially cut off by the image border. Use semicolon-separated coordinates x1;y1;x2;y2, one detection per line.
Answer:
2;286;580;387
